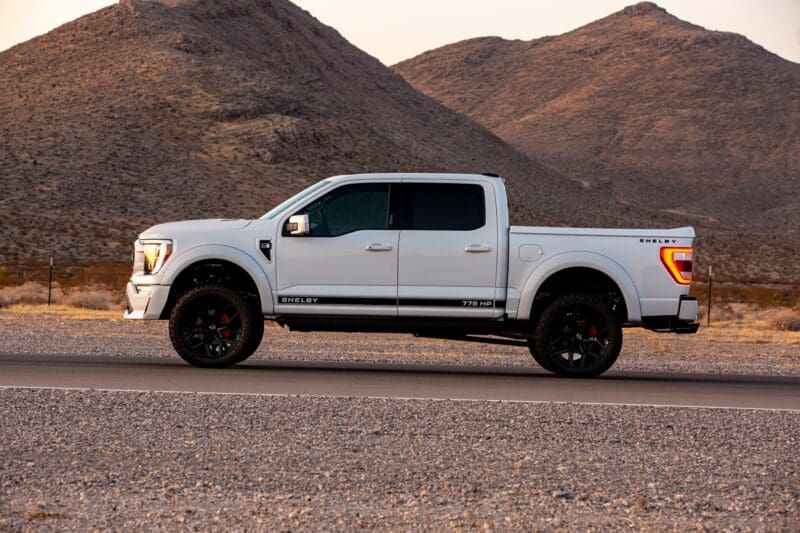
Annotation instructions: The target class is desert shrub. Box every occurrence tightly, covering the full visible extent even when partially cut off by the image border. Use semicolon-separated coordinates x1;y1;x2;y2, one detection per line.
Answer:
765;309;800;332
0;282;62;305
708;303;742;322
64;289;119;310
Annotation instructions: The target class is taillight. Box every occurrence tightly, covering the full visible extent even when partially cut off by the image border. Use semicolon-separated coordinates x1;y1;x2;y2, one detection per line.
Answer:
660;247;693;285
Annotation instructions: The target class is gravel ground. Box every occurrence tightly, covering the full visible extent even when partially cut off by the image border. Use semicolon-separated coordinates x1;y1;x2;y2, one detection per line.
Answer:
1;308;798;530
1;389;798;531
0;308;798;375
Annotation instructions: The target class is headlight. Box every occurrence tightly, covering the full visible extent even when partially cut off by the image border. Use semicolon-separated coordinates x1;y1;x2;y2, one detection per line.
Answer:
138;239;172;275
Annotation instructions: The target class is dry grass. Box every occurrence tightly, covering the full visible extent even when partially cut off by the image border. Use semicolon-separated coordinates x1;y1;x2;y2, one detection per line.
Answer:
764;308;800;332
700;303;743;322
63;288;120;310
636;306;800;346
698;321;800;345
0;304;121;320
0;282;122;311
0;282;62;307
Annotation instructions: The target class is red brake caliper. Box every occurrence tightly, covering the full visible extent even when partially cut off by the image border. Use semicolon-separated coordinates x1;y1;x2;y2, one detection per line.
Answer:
588;325;598;338
219;313;232;339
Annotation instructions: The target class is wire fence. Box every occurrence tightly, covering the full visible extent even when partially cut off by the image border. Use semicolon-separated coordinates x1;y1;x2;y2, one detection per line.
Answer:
0;259;130;309
0;260;129;289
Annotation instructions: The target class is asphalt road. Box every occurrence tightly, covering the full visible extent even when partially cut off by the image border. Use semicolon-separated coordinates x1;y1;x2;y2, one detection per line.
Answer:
0;354;798;410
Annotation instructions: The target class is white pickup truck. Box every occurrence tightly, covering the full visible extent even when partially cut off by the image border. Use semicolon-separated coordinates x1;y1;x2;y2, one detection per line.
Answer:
125;173;698;377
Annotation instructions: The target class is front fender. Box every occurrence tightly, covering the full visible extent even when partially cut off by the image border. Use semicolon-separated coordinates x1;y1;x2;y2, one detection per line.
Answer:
516;251;642;322
159;244;274;315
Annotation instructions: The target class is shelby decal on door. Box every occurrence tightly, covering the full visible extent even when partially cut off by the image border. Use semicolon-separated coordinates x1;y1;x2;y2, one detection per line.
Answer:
280;297;319;304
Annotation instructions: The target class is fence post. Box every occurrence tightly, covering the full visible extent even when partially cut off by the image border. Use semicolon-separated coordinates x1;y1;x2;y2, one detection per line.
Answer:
48;257;54;307
706;265;712;327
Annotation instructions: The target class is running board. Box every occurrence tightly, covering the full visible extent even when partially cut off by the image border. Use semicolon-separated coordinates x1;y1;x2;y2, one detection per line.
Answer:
414;334;529;347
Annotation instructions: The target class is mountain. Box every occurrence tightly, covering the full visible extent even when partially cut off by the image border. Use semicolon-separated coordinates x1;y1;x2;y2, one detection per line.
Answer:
395;2;800;234
1;0;796;286
1;0;608;266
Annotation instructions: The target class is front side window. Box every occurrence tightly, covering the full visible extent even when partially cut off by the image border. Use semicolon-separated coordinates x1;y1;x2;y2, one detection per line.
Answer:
404;183;485;231
261;179;330;220
291;183;391;237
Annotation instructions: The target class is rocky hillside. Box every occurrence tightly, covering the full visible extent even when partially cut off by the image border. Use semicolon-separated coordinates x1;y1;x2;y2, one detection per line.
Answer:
1;0;615;265
0;0;796;284
395;2;800;234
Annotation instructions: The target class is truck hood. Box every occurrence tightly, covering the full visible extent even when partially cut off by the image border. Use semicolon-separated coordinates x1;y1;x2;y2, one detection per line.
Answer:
139;219;253;240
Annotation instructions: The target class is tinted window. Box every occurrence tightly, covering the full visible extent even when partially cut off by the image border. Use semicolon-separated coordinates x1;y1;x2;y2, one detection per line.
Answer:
404;183;485;231
292;183;390;237
261;180;330;220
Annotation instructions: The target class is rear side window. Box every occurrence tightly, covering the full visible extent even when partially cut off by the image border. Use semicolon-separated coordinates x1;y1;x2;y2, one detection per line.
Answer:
403;183;485;231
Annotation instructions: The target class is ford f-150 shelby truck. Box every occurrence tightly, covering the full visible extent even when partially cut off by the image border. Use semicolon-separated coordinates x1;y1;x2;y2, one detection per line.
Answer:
125;173;698;377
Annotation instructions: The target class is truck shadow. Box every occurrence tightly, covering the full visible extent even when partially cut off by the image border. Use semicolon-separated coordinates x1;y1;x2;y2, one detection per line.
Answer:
0;353;796;387
235;359;800;386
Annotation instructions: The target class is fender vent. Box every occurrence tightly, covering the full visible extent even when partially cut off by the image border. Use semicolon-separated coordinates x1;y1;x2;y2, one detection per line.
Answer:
259;240;272;261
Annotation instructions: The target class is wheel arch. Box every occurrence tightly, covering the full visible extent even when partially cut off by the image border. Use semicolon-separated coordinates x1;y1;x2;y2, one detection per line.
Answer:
159;245;274;317
516;252;641;323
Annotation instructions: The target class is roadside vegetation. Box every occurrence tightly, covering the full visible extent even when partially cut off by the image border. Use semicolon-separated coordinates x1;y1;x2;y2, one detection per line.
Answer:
0;282;120;311
634;303;800;345
1;284;798;345
765;308;800;332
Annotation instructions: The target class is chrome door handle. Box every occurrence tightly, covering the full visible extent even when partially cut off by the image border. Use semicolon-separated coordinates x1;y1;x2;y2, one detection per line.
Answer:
365;243;393;252
465;244;492;253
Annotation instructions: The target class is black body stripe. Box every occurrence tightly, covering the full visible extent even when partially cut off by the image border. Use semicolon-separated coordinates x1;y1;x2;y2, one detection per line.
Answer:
401;299;503;308
279;296;505;307
279;296;395;306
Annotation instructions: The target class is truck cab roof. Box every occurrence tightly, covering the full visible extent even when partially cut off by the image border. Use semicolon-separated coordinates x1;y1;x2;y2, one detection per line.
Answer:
325;172;502;184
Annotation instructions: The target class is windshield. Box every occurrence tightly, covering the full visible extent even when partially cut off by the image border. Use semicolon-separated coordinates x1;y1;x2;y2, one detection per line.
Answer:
260;180;331;220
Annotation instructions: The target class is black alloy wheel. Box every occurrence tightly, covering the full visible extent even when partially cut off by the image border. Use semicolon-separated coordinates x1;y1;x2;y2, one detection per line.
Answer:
531;294;622;378
169;285;263;368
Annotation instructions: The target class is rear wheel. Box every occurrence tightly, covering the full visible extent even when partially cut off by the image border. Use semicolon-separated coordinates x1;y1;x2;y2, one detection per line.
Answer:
168;285;263;368
527;340;558;373
531;294;622;378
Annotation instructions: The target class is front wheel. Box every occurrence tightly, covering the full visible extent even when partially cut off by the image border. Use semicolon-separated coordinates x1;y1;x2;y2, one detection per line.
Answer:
531;294;622;378
168;285;263;368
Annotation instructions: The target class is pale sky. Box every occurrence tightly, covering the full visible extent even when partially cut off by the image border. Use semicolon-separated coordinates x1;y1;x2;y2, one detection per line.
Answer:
1;0;798;64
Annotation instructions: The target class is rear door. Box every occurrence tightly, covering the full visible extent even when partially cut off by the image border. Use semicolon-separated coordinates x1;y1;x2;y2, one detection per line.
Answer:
397;181;502;318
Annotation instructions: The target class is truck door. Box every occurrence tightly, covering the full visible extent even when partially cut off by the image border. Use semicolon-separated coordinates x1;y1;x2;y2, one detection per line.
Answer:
397;181;502;318
275;181;399;316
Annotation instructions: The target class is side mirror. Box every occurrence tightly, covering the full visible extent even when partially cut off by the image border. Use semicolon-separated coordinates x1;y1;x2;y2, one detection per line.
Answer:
286;214;310;236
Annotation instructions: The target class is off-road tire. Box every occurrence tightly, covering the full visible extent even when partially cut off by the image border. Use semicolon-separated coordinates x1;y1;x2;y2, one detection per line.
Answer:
532;293;622;378
168;285;263;368
527;340;558;373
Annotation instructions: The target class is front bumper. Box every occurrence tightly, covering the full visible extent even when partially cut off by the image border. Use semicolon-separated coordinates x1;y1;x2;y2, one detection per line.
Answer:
641;296;699;334
123;282;171;320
